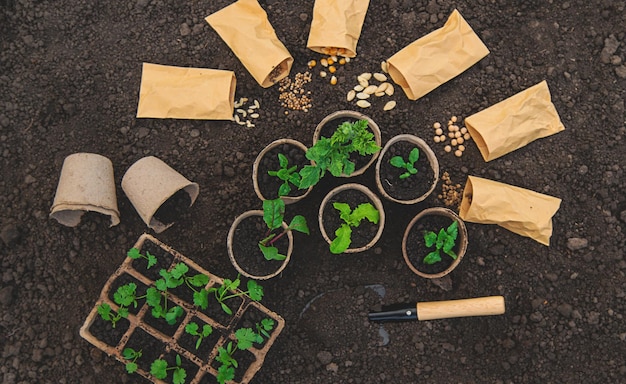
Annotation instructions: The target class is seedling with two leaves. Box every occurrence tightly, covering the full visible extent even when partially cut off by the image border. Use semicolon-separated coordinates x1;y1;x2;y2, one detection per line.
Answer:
390;147;420;179
267;153;302;197
258;198;309;261
330;202;380;254
150;354;186;384
423;221;459;264
208;275;264;315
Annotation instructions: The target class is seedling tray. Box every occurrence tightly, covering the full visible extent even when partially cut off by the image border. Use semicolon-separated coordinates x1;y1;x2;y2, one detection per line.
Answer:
80;234;285;384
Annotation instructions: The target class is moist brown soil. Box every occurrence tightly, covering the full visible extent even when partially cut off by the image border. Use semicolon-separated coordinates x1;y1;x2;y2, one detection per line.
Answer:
378;139;436;200
1;1;626;383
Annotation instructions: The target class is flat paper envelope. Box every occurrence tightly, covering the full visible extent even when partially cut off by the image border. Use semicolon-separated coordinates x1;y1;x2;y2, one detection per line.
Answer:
387;9;489;100
459;176;562;246
307;0;370;58
464;80;565;162
137;63;235;120
206;0;293;88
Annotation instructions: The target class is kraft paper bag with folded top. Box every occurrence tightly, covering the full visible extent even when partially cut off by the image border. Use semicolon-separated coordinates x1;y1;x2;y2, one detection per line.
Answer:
386;9;489;101
464;80;565;162
307;0;370;58
459;176;562;246
205;0;293;88
137;63;236;120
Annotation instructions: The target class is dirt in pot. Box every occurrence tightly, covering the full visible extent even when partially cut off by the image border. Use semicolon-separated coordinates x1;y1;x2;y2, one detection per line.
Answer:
159;352;200;383
379;140;435;201
123;328;164;373
88;314;130;348
153;188;192;226
257;143;309;200
142;299;186;337
405;214;460;275
231;214;290;277
322;188;379;250
318;117;376;174
178;317;223;363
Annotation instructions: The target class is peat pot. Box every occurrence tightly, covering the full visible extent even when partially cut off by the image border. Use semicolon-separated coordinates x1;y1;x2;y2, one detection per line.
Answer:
402;207;468;279
375;134;439;204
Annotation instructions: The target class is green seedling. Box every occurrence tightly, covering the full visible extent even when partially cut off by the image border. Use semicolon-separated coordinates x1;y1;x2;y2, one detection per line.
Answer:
150;355;186;384
184;322;213;350
122;347;142;374
127;247;157;269
299;119;380;189
330;202;380;254
208;275;264;315
255;318;275;340
423;220;459;265
97;302;127;328
267;153;302;197
258;198;309;261
390;147;420;179
97;282;142;328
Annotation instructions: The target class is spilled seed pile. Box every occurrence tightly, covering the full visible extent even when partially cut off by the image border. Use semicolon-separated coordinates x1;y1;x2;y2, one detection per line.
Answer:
232;97;261;128
345;61;396;111
278;71;313;113
438;171;463;208
432;115;472;157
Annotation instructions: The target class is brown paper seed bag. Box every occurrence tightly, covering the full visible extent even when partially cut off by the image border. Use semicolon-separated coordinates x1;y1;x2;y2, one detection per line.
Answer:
459;176;562;246
137;63;236;120
205;0;293;88
464;80;565;162
386;9;489;100
307;0;370;58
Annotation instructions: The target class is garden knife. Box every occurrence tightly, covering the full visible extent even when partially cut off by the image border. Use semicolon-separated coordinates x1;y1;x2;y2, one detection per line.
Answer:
368;296;505;322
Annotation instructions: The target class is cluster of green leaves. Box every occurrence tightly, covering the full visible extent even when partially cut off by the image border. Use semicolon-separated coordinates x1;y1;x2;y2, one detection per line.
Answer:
267;153;302;197
330;202;380;254
423;221;459;265
390;147;420;179
299;119;380;189
185;322;213;350
97;282;142;328
127;248;157;269
122;347;142;374
258;198;309;261
150;354;186;384
208;275;264;315
215;318;275;384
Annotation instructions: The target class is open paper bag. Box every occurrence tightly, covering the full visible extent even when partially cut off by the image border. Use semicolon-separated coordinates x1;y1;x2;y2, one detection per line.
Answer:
464;80;565;161
387;9;489;100
206;0;293;87
459;176;561;246
307;0;370;58
136;63;236;120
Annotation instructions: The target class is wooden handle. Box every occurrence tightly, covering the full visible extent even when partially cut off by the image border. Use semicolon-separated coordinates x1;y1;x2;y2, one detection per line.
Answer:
416;296;505;321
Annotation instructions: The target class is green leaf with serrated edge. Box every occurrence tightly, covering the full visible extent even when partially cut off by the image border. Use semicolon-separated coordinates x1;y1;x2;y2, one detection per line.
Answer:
443;235;456;254
146;252;157;269
261;318;275;331
408;147;420;163
165;306;183;325
262;198;285;230
173;367;186;384
343;159;356;176
97;303;111;320
217;364;235;384
289;172;301;186
424;231;437;247
247;280;264;301
328;152;344;176
423;250;442;265
118;307;129;319
298;165;321;189
436;228;447;249
187;274;209;287
390;156;406;168
330;224;352;254
171;263;189;279
288;215;309;234
259;243;286;261
152;305;165;319
114;283;137;307
150;359;168;379
202;324;213;336
446;220;459;240
333;202;352;223
352;203;379;225
235;328;257;350
125;362;138;374
146;287;161;306
193;289;209;310
278;182;291;197
185;322;199;335
155;278;167;292
127;248;141;259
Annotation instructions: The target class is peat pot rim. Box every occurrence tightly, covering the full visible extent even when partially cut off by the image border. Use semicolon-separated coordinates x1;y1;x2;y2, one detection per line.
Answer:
227;209;294;280
312;110;382;178
375;134;440;204
402;207;468;279
318;183;386;254
252;138;313;204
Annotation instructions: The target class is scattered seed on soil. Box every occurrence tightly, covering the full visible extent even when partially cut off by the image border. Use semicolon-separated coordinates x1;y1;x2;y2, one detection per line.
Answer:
434;136;441;143
308;60;316;68
356;100;371;108
354;84;364;92
321;58;328;67
320;71;327;78
458;145;465;151
383;100;396;111
347;90;356;101
439;171;463;208
363;85;378;94
435;128;443;135
330;75;337;85
444;145;452;152
433;122;441;129
373;73;387;82
381;61;388;73
384;84;394;96
455;150;463;157
464;133;471;140
278;72;313;111
250;113;259;118
356;92;369;99
359;72;372;81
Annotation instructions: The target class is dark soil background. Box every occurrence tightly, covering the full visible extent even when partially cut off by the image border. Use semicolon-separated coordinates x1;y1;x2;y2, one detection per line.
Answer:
1;1;625;383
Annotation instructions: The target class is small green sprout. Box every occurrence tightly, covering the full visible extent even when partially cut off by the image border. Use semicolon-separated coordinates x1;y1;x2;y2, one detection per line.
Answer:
122;347;142;374
258;198;309;261
208;275;264;315
423;221;459;265
330;202;380;254
97;302;127;328
97;282;142;328
255;318;275;339
267;153;302;197
185;322;213;350
127;248;157;269
390;147;420;179
150;355;186;384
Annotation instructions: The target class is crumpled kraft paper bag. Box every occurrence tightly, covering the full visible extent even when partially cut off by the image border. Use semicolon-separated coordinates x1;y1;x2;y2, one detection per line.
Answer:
137;63;236;120
205;0;293;88
464;80;565;162
387;9;489;100
306;0;370;58
459;176;562;246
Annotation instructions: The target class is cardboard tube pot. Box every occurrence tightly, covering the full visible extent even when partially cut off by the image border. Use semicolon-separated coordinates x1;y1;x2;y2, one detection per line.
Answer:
402;207;468;279
121;156;199;233
318;183;385;254
306;0;370;58
50;153;120;227
312;110;382;177
252;139;313;204
205;0;293;88
227;210;293;280
375;134;440;204
386;9;489;100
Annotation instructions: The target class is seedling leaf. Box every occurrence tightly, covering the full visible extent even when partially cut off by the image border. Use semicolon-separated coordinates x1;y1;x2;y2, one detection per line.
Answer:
150;359;168;379
193;289;209;310
423;250;442;265
259;243;287;261
247;280;264;301
390;156;405;168
330;224;352;254
127;248;141;259
235;328;259;350
262;198;285;230
288;215;310;234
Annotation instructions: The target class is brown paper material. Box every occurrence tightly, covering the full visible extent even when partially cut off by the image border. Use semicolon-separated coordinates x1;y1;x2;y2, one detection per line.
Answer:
136;63;235;120
387;9;489;100
459;176;562;246
50;153;120;227
205;0;293;88
306;0;370;58
464;80;565;162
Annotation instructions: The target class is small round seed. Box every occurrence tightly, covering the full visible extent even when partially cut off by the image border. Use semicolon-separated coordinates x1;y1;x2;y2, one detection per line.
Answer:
320;71;327;78
455;150;462;157
308;60;316;68
464;133;471;140
457;137;464;144
451;116;458;123
451;139;458;146
435;128;443;135
461;127;468;134
434;136;441;143
320;58;328;67
458;145;465;151
330;75;337;85
439;135;446;141
356;100;371;108
329;66;336;73
444;145;452;153
433;122;441;129
455;131;461;138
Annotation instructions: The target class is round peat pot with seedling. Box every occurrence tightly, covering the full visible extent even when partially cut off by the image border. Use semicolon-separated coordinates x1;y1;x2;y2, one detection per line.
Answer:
318;183;385;254
252;138;313;204
402;207;468;278
375;134;440;204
